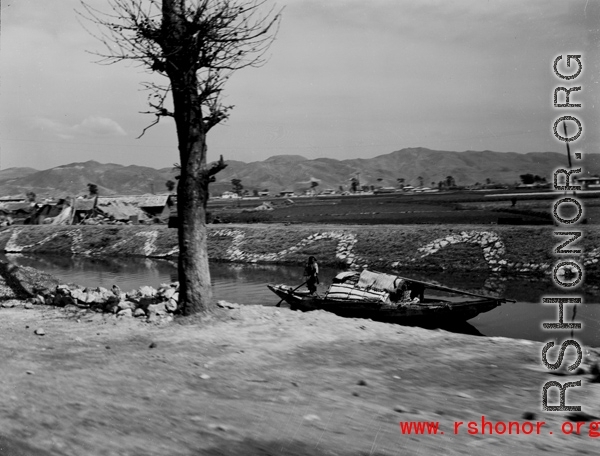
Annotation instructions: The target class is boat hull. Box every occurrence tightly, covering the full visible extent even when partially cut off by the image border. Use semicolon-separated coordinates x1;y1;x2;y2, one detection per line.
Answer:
268;284;501;325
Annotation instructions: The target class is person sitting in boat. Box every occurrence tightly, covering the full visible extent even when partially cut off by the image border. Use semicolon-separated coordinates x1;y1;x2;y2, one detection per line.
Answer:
389;281;410;303
387;280;422;304
304;256;319;295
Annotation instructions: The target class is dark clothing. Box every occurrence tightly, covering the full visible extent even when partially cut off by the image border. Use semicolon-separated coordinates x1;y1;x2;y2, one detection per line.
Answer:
304;262;319;294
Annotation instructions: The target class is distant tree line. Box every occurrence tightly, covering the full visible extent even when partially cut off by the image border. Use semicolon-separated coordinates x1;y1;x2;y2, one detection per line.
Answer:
519;174;547;185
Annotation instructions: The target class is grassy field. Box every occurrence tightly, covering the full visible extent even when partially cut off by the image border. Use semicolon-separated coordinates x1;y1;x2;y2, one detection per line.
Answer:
208;191;600;225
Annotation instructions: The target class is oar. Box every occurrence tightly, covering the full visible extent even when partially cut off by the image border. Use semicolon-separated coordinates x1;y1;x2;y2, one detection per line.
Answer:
369;269;516;303
276;280;308;307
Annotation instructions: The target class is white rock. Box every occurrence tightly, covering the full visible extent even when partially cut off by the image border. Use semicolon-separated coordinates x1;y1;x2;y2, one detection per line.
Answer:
163;288;176;300
147;303;166;314
165;299;178;312
118;301;133;310
117;308;133;317
138;286;156;298
70;289;86;303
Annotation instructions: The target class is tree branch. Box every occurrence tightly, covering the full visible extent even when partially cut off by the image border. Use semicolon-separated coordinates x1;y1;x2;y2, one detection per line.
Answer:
79;0;281;142
208;155;228;177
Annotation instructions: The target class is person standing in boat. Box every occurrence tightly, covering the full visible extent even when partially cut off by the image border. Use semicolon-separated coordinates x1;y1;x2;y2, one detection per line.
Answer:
304;256;319;295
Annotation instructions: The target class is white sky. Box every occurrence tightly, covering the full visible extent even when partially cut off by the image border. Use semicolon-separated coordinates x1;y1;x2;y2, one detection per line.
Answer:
1;0;599;170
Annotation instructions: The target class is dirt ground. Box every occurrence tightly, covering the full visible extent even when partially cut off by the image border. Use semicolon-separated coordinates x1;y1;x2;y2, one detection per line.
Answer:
0;302;598;456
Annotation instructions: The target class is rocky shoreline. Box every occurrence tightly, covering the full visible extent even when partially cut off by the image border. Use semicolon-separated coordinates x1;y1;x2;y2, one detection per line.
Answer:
0;261;187;323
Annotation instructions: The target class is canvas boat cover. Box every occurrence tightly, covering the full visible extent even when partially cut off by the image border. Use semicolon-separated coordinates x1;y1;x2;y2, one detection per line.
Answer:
325;283;389;302
325;270;409;303
332;271;359;283
357;270;404;293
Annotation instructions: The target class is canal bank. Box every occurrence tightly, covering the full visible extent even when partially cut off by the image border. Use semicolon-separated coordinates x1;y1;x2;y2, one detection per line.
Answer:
1;223;599;275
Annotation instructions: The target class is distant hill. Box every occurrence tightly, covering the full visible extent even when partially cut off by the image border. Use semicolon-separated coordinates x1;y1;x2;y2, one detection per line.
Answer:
0;149;598;198
0;167;39;184
209;148;600;194
0;161;177;199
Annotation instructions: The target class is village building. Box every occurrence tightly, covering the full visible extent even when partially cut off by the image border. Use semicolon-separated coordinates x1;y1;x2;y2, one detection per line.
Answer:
220;191;240;199
574;175;600;189
0;201;33;224
0;196;26;203
97;195;171;221
27;198;95;225
19;194;172;225
319;189;336;196
93;195;170;223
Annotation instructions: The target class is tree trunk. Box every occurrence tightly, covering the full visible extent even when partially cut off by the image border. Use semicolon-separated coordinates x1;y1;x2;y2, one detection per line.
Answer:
177;151;212;316
164;0;213;315
172;81;214;315
173;91;213;314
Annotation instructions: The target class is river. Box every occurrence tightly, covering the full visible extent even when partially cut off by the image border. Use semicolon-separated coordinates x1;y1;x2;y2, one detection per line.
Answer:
4;253;599;347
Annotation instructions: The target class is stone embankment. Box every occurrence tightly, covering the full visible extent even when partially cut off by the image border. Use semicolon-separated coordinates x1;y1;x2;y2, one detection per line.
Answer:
28;281;237;323
0;261;176;322
34;282;182;323
0;261;236;323
0;224;599;275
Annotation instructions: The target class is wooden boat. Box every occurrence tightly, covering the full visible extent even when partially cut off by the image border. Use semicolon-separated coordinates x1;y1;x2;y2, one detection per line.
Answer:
268;270;512;325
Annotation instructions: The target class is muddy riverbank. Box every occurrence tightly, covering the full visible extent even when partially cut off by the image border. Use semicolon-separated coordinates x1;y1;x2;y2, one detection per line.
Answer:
1;224;598;275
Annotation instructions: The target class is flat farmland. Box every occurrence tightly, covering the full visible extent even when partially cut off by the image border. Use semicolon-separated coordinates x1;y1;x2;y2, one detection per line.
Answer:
208;191;600;225
270;199;504;224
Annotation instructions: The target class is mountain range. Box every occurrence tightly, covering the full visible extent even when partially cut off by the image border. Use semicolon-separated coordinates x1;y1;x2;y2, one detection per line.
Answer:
0;147;598;198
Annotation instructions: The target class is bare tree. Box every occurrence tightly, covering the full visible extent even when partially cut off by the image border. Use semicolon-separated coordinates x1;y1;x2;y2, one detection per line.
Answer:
231;178;243;196
87;183;99;197
79;0;281;315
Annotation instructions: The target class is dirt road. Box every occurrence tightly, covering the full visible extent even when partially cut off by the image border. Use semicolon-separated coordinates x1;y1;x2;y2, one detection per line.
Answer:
0;302;598;455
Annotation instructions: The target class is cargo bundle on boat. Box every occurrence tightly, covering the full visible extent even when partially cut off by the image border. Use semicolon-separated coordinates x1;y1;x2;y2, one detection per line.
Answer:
268;269;511;325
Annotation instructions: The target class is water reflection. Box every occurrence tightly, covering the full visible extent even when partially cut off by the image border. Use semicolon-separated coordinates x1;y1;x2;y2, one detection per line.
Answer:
2;253;599;347
2;253;179;292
